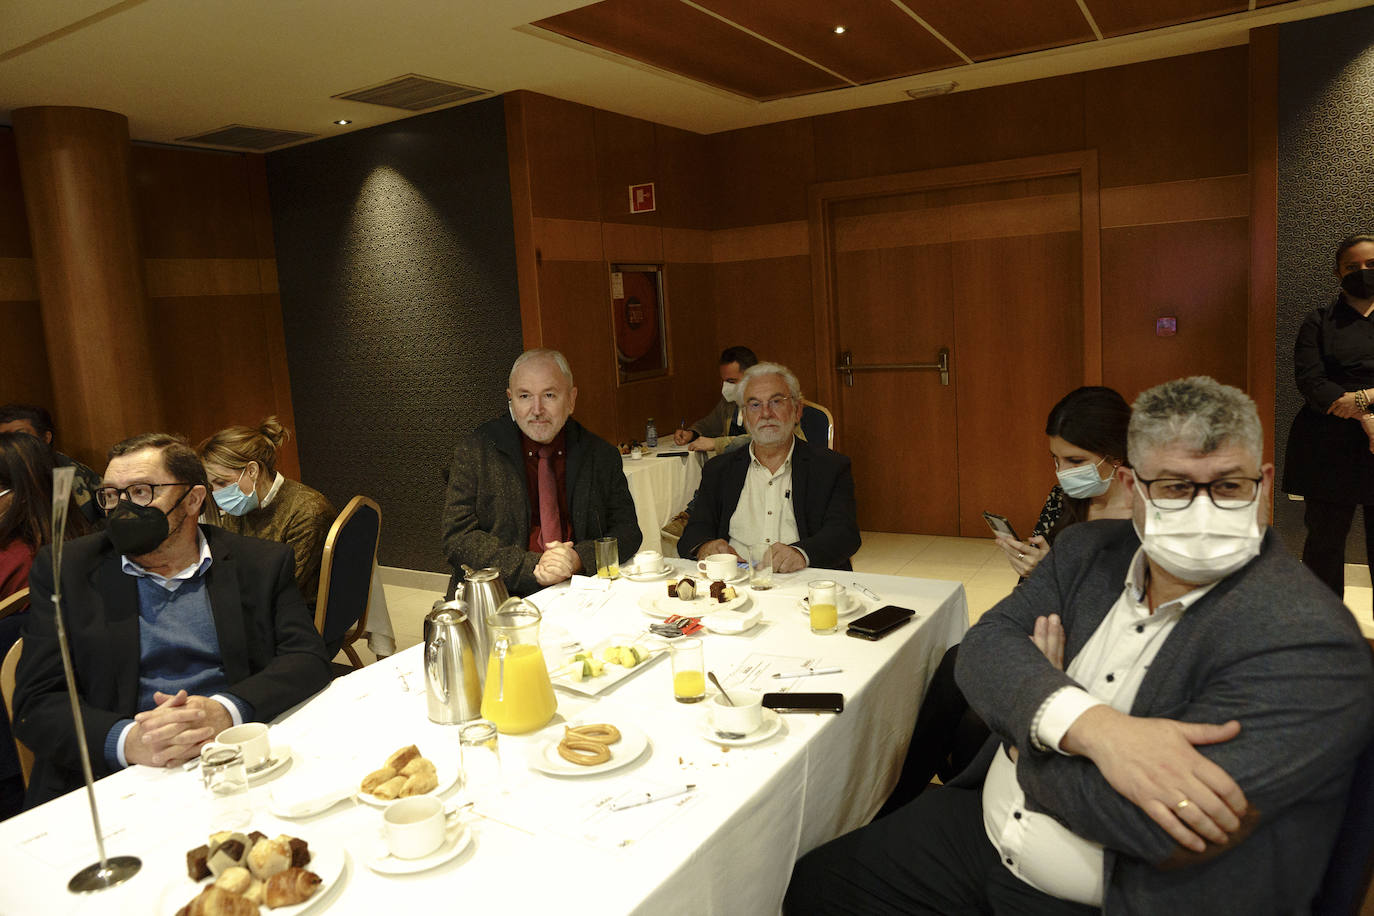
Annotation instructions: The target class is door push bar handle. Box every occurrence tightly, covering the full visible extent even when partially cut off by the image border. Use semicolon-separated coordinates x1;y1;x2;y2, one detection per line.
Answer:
836;348;950;387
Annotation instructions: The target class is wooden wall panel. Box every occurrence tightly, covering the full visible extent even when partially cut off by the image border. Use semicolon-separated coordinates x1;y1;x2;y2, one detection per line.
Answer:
534;259;619;442
663;261;722;428
132;146;260;257
0;300;54;410
0;130;31;256
519;93;600;221
595;109;660;226
1086;46;1248;188
1100;219;1250;401
655;124;714;231
812;75;1085;182
712;256;818;397
710;120;815;229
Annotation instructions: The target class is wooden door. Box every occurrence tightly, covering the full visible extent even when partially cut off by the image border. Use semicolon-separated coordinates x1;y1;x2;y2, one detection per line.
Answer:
819;159;1096;537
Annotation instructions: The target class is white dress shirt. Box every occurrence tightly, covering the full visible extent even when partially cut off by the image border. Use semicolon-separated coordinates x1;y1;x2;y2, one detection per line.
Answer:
981;547;1216;905
726;440;801;560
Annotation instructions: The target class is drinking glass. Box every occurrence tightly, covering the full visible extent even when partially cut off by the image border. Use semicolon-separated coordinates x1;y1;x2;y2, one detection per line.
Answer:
594;536;620;579
459;718;503;800
749;543;774;590
808;579;839;635
202;747;252;829
671;637;705;703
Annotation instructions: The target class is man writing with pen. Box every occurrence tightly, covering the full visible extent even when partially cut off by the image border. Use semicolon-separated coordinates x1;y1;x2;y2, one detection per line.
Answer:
679;362;860;572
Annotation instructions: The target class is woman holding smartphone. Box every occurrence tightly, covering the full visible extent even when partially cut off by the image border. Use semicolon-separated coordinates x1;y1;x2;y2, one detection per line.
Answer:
880;385;1133;816
994;386;1134;578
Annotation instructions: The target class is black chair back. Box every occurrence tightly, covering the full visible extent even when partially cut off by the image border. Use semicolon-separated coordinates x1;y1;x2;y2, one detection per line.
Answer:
315;496;381;667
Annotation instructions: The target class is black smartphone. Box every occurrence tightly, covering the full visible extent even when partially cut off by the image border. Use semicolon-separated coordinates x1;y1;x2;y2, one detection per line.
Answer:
762;692;844;714
846;605;915;641
982;511;1019;541
655;450;689;457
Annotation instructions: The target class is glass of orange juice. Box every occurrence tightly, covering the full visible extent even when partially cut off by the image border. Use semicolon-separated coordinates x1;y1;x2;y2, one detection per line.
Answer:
671;637;705;703
595;536;620;579
808;579;839;635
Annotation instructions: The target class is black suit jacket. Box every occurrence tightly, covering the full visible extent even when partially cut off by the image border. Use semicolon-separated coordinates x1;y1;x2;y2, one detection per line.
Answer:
14;525;332;806
679;437;860;569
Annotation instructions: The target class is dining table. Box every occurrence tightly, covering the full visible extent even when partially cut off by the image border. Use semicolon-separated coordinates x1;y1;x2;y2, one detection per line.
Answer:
0;561;968;916
620;448;704;554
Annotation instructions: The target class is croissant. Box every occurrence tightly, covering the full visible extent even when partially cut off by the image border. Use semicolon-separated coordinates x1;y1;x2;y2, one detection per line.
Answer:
373;775;407;800
182;885;261;916
384;745;421;771
399;756;436;777
399;768;438;797
360;767;395;794
264;867;322;908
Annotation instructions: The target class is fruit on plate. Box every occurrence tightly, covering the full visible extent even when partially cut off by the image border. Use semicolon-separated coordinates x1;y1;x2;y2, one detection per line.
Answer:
601;645;644;667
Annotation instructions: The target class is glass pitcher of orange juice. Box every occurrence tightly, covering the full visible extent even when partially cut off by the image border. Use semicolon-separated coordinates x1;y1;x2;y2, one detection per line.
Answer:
480;597;557;734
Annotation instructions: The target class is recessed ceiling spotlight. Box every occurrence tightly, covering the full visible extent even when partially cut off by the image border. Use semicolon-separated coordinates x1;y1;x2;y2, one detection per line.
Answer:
333;119;352;125
905;81;957;100
833;25;846;34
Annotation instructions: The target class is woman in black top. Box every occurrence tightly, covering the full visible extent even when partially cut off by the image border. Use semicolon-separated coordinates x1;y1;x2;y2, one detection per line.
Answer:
1283;233;1374;599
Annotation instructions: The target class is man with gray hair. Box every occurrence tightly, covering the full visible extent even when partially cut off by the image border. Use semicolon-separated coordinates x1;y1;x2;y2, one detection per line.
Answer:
680;361;859;571
787;376;1373;914
442;348;640;596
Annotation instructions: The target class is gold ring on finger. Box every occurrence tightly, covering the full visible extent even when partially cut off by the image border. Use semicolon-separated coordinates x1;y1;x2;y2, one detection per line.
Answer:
1175;799;1191;811
1017;552;1027;560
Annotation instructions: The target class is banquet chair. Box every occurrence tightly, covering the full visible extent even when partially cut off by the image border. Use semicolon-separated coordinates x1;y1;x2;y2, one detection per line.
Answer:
1312;639;1374;915
314;495;381;671
801;400;834;449
0;588;29;621
1;638;32;787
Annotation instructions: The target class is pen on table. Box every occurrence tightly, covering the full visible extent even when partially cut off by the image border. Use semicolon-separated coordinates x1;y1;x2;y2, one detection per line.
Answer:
610;784;696;811
772;667;843;679
856;585;882;602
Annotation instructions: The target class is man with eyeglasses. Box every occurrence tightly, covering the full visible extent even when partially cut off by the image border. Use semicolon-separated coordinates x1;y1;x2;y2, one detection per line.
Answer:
679;362;859;572
787;376;1373;915
13;433;332;806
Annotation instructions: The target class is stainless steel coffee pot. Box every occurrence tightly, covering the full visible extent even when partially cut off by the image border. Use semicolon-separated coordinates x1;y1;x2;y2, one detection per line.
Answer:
458;565;508;664
424;598;485;725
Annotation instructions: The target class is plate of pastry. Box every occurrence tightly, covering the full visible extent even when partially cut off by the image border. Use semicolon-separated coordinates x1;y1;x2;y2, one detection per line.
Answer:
639;578;748;617
356;744;460;807
164;829;342;915
526;722;649;777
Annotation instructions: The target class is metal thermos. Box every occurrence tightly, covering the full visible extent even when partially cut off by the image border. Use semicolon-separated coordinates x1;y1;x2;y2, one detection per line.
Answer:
458;565;509;664
424;599;485;725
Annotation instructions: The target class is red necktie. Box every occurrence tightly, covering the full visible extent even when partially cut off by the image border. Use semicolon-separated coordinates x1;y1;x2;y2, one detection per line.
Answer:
537;444;561;548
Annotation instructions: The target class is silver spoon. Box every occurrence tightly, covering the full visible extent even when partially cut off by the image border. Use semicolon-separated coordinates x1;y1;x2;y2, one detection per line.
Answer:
707;671;733;706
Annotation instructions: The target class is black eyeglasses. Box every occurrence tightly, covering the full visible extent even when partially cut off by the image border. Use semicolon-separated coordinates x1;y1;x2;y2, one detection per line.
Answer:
1135;476;1262;511
94;482;188;512
744;396;795;415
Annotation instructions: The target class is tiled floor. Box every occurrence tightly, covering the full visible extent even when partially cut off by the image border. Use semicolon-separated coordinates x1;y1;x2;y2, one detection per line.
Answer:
342;532;1374;667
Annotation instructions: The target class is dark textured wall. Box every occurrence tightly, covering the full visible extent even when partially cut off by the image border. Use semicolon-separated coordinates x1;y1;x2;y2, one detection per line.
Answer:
1274;7;1374;558
267;98;522;572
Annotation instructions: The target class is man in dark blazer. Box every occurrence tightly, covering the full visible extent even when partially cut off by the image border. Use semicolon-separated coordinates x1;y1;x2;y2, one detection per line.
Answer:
14;433;331;807
785;377;1374;914
679;362;859;571
442;349;639;596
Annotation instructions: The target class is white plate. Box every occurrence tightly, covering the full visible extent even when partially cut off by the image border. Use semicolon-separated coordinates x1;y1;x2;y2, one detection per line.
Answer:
698;708;783;747
550;637;668;697
799;592;866;618
622;563;673;582
356;747;461;807
638;588;749;618
159;835;344;916
247;745;295;784
367;823;473;875
527;722;649;777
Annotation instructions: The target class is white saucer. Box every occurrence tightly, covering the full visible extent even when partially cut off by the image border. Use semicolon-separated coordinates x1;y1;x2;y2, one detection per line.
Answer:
623;563;672;582
799;593;866;618
367;824;473;875
247;745;294;784
698;708;783;747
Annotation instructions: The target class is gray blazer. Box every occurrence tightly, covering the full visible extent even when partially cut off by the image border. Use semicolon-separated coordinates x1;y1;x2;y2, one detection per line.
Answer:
441;415;640;596
956;520;1374;915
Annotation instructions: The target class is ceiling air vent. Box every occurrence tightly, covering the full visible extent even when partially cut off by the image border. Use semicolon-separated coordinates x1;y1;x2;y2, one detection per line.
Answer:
334;74;491;111
177;124;318;151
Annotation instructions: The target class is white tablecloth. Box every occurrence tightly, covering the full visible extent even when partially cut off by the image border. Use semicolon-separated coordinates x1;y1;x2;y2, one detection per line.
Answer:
621;449;703;554
0;565;967;916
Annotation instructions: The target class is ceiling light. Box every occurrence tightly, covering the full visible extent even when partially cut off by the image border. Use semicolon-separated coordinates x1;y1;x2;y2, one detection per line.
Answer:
905;81;957;100
334;119;352;125
833;25;846;34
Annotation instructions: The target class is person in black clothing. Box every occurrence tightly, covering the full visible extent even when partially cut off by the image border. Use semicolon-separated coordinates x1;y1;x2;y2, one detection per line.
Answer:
1283;233;1374;600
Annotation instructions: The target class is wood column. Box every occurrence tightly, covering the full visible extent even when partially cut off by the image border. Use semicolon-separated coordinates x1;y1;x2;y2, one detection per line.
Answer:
12;106;165;470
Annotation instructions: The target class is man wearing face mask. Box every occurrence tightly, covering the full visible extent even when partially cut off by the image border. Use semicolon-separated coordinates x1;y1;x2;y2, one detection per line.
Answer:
672;345;757;455
13;433;331;806
786;376;1374;915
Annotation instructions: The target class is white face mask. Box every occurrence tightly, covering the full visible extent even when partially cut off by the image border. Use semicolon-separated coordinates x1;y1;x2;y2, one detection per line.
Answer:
721;381;738;403
1056;457;1111;499
1133;481;1262;584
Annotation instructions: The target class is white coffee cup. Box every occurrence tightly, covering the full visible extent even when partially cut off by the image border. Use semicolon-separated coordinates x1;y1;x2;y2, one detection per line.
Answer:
633;549;663;573
697;553;737;581
383;796;457;859
204;723;271;771
710;689;763;736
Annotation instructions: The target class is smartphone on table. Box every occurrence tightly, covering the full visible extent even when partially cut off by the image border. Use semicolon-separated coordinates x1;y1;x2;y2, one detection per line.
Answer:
846;605;916;641
762;692;844;714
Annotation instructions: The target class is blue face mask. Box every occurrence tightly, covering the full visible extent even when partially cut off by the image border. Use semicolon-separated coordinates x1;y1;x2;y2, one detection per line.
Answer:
213;468;259;516
1056;456;1113;499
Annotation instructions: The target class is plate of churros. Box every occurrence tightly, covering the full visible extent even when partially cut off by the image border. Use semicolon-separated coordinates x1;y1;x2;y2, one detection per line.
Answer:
526;722;649;777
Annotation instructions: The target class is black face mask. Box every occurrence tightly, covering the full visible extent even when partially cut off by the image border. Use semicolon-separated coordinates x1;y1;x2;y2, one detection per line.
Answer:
106;486;189;556
1341;268;1374;300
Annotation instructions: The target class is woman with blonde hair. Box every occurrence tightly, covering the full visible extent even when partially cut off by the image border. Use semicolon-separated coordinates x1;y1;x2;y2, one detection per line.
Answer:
198;418;337;611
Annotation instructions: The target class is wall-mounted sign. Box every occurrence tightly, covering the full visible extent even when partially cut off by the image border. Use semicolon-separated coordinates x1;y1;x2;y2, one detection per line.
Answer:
629;182;656;214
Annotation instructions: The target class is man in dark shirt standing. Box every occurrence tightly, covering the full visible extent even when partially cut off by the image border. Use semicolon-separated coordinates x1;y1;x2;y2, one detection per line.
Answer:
441;349;640;596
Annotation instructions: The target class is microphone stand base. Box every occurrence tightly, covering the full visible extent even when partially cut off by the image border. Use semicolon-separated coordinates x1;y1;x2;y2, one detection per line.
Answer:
68;855;141;893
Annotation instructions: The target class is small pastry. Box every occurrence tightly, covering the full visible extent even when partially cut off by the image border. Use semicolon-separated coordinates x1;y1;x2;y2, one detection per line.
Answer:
384;745;421;771
287;837;310;868
721;586;738;601
246;836;292;881
709;580;725;600
373;775;407;800
360;767;395;793
247;831;267;846
399;756;435;778
399;768;438;797
214;866;253;895
264;868;322;908
243;879;265;906
667;582;679;598
677;578;696;600
186;844;210;881
206;833;249;877
182;886;260;916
